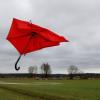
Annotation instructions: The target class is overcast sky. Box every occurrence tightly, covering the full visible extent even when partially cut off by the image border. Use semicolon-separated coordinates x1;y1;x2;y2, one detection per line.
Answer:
0;0;100;73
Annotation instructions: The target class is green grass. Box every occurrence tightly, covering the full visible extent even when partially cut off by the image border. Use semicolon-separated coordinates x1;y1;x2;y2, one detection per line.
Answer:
0;78;100;100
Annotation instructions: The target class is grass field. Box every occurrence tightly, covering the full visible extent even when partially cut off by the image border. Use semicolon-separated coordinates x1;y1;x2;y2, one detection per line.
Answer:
0;78;100;100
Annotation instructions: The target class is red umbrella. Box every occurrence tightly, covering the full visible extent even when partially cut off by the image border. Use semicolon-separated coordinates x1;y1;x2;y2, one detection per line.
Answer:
7;18;69;71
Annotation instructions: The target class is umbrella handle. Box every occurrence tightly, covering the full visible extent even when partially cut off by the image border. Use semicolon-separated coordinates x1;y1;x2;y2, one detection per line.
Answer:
15;55;21;71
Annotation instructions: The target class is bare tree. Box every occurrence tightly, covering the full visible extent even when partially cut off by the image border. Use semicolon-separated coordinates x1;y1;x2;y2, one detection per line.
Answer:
41;63;51;78
33;66;38;74
67;65;80;79
28;66;37;77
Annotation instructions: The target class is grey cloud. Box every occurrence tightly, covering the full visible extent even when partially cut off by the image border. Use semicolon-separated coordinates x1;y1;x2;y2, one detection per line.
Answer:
0;0;100;73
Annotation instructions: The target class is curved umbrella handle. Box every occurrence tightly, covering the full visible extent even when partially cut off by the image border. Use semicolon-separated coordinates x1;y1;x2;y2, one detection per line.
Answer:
15;55;22;71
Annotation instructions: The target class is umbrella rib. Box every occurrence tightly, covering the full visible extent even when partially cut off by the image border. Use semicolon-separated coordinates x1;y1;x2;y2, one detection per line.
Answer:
8;33;31;39
32;36;38;50
36;33;52;42
22;35;33;54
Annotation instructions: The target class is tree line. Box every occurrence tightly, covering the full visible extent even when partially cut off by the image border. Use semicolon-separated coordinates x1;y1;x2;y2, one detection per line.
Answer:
0;63;99;79
28;63;100;80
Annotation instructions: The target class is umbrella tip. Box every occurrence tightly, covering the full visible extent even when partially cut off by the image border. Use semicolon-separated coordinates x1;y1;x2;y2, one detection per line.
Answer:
29;20;32;24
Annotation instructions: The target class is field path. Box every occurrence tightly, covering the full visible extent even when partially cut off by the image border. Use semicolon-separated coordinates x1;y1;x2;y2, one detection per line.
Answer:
0;81;62;85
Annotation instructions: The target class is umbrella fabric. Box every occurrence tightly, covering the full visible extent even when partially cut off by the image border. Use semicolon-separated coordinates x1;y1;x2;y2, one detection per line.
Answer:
7;18;68;55
7;18;69;70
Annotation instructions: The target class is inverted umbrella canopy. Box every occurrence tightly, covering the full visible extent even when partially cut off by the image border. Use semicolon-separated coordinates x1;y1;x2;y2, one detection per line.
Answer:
7;18;69;71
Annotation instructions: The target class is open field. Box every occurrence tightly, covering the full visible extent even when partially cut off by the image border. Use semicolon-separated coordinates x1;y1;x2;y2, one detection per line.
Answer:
0;78;100;100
